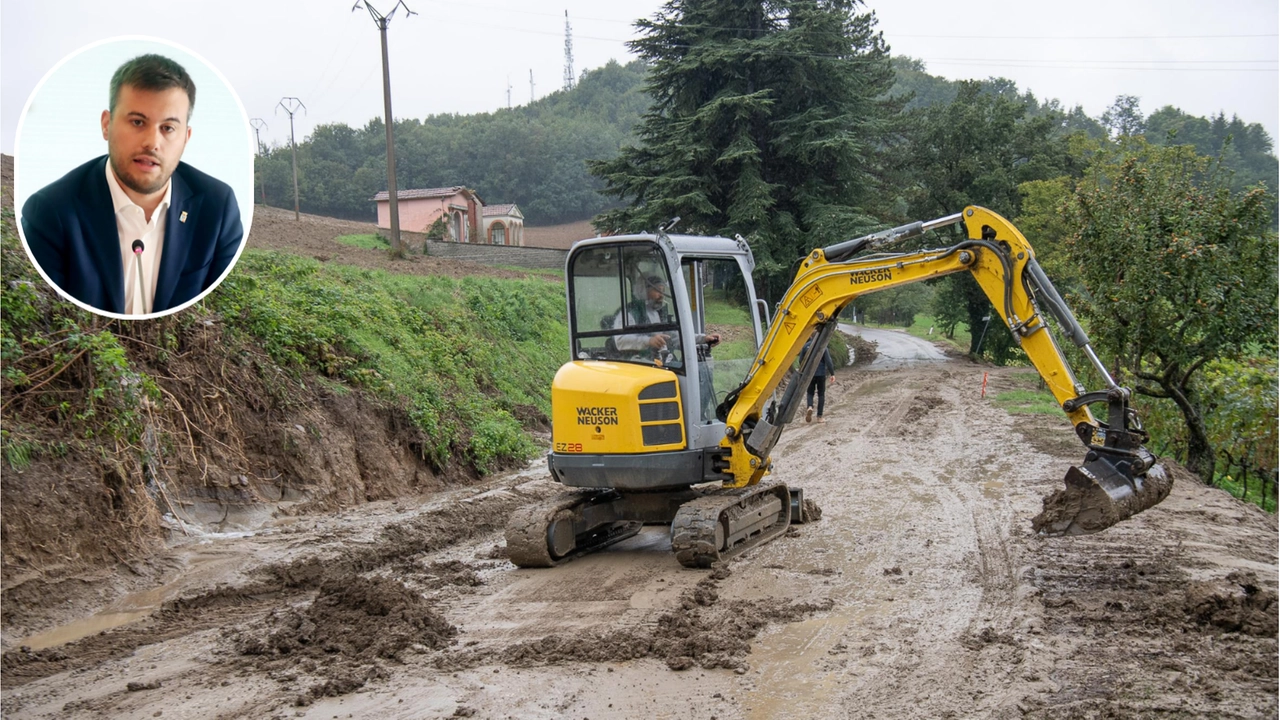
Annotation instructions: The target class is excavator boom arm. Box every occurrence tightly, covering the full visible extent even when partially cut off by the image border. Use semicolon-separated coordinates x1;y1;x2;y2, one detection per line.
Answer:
716;206;1168;536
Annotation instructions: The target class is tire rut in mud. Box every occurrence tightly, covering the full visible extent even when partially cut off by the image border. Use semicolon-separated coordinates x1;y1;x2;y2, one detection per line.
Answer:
1024;467;1278;717
434;565;834;673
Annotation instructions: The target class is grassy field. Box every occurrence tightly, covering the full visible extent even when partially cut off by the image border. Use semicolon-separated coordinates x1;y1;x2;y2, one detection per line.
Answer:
334;233;390;250
988;369;1060;415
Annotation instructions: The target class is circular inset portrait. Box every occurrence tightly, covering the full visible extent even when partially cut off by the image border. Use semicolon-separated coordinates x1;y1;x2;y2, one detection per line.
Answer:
14;36;253;319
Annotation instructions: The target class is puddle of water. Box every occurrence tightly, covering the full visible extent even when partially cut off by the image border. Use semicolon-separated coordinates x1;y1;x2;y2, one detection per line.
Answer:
14;543;248;651
848;377;897;399
746;615;851;719
981;480;1005;499
15;576;189;650
17;610;153;651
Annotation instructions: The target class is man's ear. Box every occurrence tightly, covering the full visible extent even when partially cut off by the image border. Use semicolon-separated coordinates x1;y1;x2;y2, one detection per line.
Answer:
185;126;192;143
101;110;110;141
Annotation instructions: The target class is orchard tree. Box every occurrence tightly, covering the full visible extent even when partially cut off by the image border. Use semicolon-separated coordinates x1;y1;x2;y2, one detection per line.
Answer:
589;0;899;295
1067;139;1278;482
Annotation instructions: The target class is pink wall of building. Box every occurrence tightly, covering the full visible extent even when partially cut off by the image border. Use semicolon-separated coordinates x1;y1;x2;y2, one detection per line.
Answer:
376;197;446;233
374;189;480;241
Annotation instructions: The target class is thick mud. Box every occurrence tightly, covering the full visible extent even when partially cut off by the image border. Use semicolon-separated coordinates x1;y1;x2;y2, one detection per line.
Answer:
1;361;1276;719
1032;461;1176;536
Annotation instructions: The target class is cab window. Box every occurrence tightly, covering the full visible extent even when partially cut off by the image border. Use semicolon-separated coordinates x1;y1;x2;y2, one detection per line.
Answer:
569;243;683;369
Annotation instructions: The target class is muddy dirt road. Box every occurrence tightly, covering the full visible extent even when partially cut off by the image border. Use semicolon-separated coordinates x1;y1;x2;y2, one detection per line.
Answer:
839;324;949;367
2;357;1276;719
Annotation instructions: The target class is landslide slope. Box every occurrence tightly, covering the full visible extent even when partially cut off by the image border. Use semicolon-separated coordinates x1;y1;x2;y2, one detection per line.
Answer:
1;155;565;626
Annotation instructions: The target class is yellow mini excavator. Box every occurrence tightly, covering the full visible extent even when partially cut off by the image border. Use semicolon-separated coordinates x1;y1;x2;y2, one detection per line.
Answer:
505;207;1171;568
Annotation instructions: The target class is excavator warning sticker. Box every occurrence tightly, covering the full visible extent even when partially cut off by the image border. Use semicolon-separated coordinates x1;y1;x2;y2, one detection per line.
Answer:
800;286;824;308
577;406;619;426
850;268;893;285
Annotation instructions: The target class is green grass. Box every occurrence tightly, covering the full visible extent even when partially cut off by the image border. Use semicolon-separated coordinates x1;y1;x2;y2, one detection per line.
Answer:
334;233;390;250
991;389;1062;415
989;369;1060;415
209;249;569;474
702;291;752;327
904;315;970;352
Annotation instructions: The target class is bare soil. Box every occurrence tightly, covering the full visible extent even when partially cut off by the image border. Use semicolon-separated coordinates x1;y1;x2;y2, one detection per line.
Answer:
247;205;545;281
2;362;1275;719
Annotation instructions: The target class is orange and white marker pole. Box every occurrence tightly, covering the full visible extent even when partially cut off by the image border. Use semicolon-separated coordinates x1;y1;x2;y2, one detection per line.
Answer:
981;372;989;399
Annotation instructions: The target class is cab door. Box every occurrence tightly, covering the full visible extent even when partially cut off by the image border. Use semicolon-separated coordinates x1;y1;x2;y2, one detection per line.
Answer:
677;255;763;448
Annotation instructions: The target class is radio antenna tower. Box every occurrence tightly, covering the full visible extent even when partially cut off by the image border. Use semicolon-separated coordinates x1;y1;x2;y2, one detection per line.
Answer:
507;75;512;109
562;10;575;91
529;69;535;103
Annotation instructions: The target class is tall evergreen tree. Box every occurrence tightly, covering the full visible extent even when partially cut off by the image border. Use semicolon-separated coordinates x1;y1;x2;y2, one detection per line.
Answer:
589;0;898;295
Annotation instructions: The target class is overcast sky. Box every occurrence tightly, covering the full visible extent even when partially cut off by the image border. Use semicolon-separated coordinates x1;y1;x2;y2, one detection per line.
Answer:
3;0;1276;156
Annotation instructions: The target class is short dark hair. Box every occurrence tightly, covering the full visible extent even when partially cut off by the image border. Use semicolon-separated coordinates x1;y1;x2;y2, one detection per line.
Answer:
109;54;196;119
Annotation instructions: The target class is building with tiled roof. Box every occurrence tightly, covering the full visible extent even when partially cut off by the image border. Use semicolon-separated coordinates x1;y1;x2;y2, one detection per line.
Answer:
371;187;483;243
481;204;524;246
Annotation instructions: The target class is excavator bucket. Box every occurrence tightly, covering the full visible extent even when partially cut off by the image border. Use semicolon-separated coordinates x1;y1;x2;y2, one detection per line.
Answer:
1032;456;1172;536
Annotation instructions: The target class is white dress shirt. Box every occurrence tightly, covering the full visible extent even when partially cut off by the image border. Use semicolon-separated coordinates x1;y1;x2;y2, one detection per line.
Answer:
105;164;170;315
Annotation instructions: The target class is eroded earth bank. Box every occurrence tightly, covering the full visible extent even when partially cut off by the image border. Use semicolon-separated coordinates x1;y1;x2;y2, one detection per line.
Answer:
2;361;1276;719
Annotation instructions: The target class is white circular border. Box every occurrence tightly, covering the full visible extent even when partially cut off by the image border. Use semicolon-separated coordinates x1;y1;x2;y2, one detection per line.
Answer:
13;35;255;321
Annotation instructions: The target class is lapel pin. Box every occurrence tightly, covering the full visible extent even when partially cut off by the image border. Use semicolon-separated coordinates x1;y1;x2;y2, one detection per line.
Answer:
180;211;188;223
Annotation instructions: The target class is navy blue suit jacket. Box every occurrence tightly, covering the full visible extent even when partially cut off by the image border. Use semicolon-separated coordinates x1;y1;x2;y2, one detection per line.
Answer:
20;156;244;314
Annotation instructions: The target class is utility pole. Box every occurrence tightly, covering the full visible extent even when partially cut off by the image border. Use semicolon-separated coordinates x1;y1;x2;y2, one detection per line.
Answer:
249;118;268;205
275;98;305;221
353;0;415;258
529;69;535;104
563;10;575;91
249;118;267;155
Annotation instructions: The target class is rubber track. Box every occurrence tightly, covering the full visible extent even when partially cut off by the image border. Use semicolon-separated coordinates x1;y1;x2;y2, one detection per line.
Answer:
504;490;641;568
671;484;791;569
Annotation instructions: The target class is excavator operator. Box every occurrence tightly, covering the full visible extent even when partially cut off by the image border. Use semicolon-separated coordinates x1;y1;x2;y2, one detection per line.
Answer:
613;275;676;355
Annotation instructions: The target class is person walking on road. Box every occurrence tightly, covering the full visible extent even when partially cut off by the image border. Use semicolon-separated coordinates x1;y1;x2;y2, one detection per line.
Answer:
804;342;836;423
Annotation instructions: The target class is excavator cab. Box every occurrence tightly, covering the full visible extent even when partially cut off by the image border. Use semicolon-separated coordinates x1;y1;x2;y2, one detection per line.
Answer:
555;233;766;480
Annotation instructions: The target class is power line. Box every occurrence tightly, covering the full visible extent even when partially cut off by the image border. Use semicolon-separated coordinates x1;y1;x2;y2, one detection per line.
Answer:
249;118;268;156
419;2;1277;42
421;0;1276;41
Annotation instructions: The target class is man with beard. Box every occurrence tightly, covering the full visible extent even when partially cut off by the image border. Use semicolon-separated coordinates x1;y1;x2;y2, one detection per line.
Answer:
20;54;243;315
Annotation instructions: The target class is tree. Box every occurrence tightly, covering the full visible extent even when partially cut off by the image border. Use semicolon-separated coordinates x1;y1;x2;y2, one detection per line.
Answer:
1101;95;1145;138
252;60;651;224
1066;139;1278;482
588;0;899;296
1145;106;1278;202
902;80;1077;362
